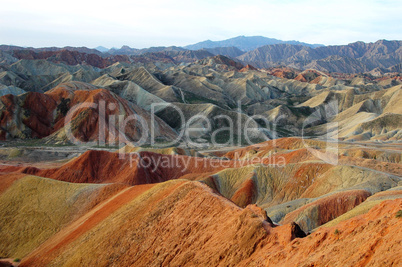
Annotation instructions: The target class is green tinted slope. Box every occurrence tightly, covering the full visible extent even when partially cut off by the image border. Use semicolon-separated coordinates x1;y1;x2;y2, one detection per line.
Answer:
0;175;118;258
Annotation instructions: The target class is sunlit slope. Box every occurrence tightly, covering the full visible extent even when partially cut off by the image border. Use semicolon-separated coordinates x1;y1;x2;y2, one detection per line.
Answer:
0;176;125;259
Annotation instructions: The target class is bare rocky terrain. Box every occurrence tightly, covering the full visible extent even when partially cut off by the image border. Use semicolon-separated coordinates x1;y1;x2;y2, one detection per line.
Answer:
0;40;401;266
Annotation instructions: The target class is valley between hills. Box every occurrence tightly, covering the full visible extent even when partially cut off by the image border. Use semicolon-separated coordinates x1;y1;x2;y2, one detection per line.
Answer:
0;38;401;266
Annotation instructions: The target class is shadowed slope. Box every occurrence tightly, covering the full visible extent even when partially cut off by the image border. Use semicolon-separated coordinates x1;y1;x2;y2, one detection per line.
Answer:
321;187;402;228
280;189;371;232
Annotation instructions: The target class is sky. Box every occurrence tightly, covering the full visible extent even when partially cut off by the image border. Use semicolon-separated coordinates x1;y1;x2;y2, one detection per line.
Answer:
1;0;402;49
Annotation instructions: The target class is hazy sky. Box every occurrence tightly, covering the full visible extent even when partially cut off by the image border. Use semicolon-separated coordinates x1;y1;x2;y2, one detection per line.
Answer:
1;0;401;48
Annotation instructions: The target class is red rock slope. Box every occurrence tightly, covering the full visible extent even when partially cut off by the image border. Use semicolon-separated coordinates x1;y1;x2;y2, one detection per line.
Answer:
20;180;402;266
0;82;177;143
14;150;242;185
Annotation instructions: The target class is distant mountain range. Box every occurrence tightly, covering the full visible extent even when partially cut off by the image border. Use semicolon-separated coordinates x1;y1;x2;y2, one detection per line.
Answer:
103;36;323;55
0;45;104;56
107;45;187;56
1;37;402;74
184;35;324;51
92;36;323;54
95;46;109;53
238;40;402;73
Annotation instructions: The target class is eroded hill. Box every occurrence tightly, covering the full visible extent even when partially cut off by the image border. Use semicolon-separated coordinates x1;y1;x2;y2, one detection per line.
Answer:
0;137;400;266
